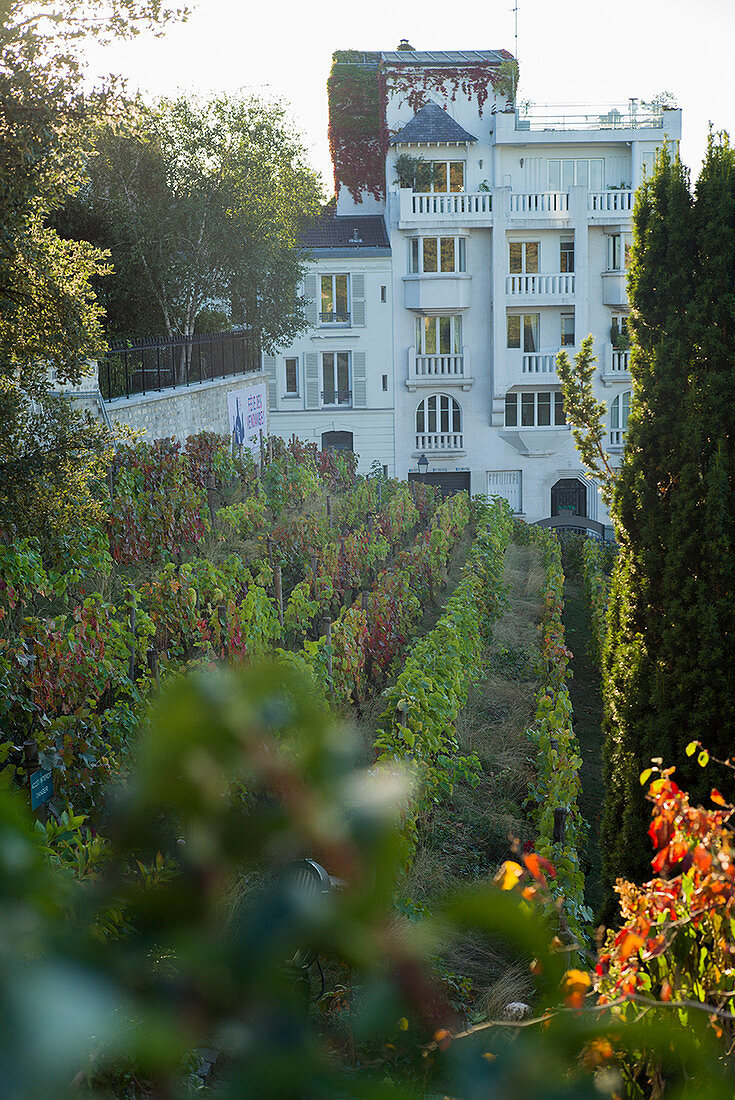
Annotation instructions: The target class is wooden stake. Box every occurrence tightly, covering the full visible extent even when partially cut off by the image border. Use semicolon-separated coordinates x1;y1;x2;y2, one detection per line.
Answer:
274;565;284;633
206;473;217;529
322;613;333;688
129;600;137;683
553;808;568;845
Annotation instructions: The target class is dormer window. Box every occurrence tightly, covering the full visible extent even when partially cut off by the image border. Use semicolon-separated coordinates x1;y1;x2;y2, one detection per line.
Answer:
429;161;465;193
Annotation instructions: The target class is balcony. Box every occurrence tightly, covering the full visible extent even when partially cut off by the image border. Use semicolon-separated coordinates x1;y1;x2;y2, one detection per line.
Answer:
506;272;575;303
403;274;471;313
509;191;570;218
398;189;492;227
319;311;350;325
602;271;628;307
406;347;473;391
522;347;571;377
588;190;634;219
609;429;626;450
414;431;464;454
601;342;631;385
321;389;352;409
514;103;667;132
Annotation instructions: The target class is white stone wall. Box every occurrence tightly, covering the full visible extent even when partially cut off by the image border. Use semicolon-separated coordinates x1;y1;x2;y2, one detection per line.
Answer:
105;371;267;442
269;410;395;476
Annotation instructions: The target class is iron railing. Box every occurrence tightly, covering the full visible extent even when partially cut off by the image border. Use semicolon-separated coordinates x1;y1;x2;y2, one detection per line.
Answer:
99;330;261;401
321;389;352;407
319;311;350;324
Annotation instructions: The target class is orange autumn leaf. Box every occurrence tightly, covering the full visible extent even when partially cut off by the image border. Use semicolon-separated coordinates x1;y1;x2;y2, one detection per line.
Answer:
711;789;729;807
660;981;672;1002
617;932;645;965
523;852;557;881
562;968;592;1006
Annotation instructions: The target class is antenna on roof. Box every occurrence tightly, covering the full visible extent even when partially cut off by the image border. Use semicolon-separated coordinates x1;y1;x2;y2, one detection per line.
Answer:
513;1;519;64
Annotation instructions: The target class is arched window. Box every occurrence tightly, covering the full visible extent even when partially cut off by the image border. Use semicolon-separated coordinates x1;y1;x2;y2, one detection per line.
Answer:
415;394;463;451
610;390;630;445
321;430;353;453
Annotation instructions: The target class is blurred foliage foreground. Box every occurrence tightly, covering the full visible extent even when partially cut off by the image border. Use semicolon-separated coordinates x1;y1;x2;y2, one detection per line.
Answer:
3;663;735;1098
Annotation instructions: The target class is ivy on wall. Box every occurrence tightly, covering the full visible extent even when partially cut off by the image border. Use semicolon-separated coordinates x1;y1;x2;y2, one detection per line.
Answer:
326;50;516;204
327;52;388;202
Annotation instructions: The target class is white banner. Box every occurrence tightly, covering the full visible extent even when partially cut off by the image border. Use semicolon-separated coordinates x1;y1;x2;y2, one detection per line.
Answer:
227;383;267;457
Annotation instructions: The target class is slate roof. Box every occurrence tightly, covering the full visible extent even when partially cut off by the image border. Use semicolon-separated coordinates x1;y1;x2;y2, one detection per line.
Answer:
381;49;509;65
391;102;478;145
301;209;390;251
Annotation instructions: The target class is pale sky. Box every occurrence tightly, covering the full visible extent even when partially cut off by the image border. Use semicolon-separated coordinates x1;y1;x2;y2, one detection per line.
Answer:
85;0;735;195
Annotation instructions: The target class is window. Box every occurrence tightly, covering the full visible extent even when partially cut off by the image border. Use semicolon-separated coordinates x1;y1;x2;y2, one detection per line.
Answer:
284;357;299;395
610;390;631;442
507;313;539;352
416;394;462;435
321;351;351;406
505;390;566;428
560;239;575;273
380;285;387;302
408;236;466;274
560;312;575;347
320;274;349;324
427;161;465;193
548;158;604;190
608;234;632;271
321;431;353;453
415;315;462;355
611;313;630;348
509;241;539;274
382;374;388;391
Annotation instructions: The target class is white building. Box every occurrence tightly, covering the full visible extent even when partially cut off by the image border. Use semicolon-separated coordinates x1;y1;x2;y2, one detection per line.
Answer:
267;47;681;535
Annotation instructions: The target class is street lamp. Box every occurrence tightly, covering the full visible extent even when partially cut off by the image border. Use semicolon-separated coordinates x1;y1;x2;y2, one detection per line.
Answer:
417;454;428;481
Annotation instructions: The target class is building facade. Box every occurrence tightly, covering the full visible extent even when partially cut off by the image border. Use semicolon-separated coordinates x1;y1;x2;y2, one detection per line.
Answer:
267;47;681;532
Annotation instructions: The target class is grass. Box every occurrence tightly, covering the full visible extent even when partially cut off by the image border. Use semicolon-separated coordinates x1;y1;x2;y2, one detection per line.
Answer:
399;542;546;1014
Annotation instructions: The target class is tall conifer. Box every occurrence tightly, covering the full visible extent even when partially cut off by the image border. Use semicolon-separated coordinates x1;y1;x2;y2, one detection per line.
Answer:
600;147;696;909
601;135;735;916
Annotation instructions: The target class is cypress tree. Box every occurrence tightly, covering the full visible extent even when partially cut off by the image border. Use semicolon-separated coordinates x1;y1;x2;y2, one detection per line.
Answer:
599;146;697;913
601;135;735;918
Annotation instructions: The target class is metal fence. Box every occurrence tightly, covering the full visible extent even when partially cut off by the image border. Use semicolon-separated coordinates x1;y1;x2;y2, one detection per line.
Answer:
99;330;261;401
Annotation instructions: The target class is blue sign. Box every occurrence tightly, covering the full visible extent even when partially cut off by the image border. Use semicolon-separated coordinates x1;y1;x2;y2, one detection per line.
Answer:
30;768;53;810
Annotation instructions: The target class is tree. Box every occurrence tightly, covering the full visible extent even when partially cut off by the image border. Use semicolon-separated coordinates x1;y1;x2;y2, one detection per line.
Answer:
0;0;183;538
74;94;323;360
598;136;735;916
556;335;616;510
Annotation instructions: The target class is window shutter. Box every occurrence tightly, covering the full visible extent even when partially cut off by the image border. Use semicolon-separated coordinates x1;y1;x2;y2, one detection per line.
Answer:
303;274;317;328
305;352;319;408
353;351;367;407
351;273;366;327
263;354;277;408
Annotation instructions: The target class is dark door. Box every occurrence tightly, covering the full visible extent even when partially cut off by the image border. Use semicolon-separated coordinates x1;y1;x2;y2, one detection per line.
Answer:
321;430;353;453
408;471;471;499
551;478;587;517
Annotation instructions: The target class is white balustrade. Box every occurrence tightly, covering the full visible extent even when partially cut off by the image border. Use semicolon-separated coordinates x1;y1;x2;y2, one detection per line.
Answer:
509;191;569;216
399;190;492;224
611;349;630;372
588;190;634;216
522;350;561;374
601;343;631;380
413;352;464;378
411;192;492;216
609;429;626;447
415;432;464;451
506;273;575;296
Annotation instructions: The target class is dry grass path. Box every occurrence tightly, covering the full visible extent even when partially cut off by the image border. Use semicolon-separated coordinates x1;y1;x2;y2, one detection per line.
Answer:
400;540;546;1016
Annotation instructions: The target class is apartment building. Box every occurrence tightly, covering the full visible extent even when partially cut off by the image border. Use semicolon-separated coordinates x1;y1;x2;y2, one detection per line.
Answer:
267;47;681;533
